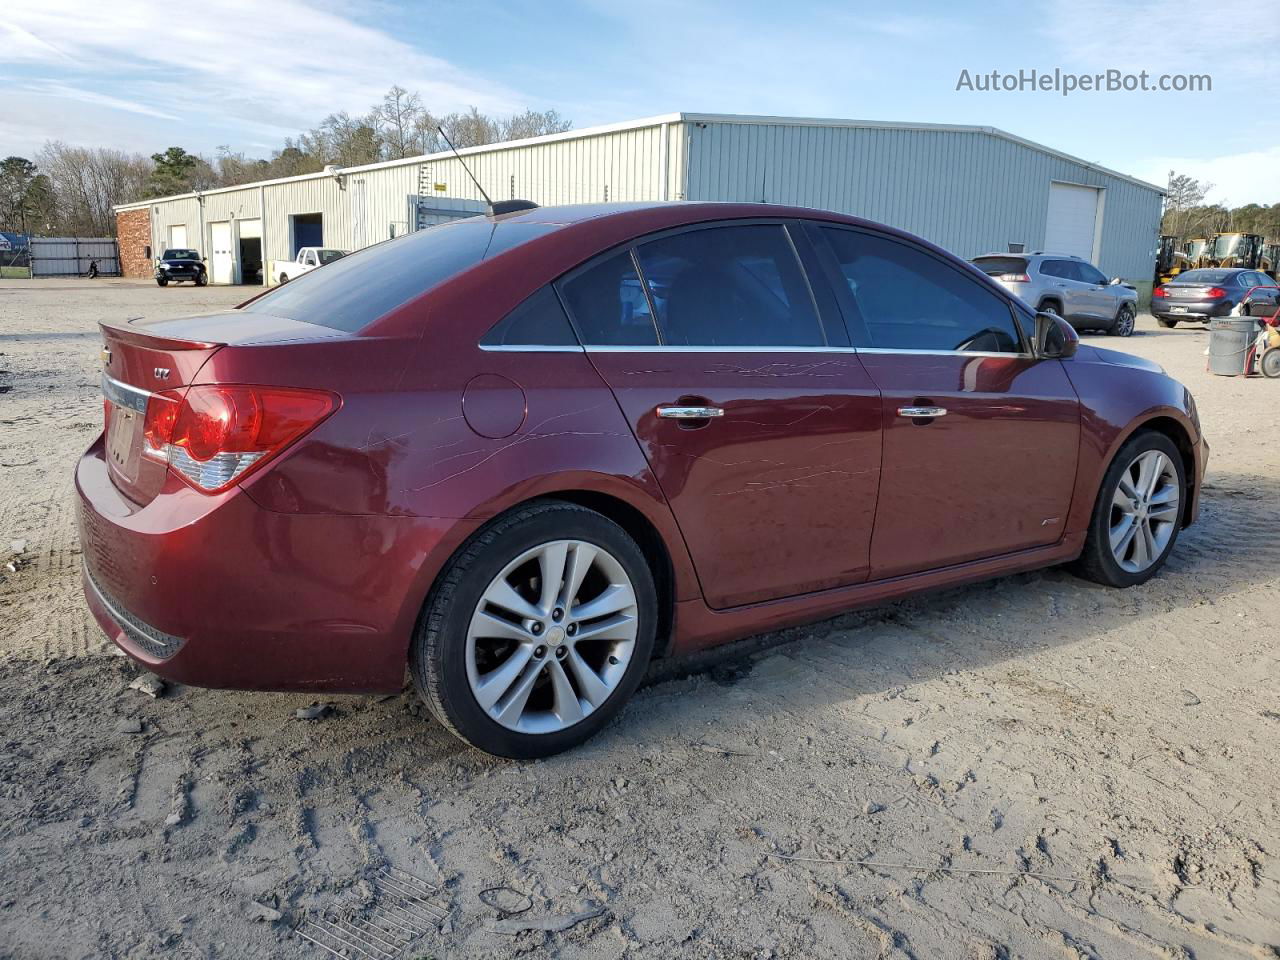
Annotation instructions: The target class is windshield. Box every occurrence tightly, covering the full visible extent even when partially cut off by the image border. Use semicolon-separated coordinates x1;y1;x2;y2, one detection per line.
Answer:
163;249;199;260
318;249;346;265
243;219;561;332
1174;269;1236;284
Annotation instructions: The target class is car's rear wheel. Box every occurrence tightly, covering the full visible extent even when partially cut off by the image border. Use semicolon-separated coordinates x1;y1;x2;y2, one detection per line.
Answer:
1038;298;1063;317
410;501;657;758
1073;431;1185;588
278;273;289;284
1157;317;1178;328
1111;303;1136;337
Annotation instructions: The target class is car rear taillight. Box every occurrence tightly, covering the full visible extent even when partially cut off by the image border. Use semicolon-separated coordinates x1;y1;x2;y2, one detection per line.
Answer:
1206;287;1227;298
140;385;337;493
999;273;1031;283
1153;287;1168;298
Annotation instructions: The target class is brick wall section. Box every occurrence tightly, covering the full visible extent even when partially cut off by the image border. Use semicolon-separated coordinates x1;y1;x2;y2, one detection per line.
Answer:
116;209;152;278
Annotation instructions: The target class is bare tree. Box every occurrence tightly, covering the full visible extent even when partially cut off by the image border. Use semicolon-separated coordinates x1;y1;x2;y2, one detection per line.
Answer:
376;86;424;160
37;142;150;236
499;109;572;141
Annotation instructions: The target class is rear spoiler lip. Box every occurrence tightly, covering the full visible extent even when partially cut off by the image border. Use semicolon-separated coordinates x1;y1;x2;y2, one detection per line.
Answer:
98;319;223;350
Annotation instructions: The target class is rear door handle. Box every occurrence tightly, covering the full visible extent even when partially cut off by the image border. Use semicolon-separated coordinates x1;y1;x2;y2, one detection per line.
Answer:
897;406;947;418
657;405;724;420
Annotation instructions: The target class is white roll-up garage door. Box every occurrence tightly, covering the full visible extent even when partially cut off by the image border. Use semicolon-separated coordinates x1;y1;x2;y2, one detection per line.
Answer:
1044;182;1101;261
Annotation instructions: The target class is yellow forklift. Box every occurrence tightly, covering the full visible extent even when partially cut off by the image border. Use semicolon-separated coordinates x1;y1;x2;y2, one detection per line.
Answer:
1154;235;1190;286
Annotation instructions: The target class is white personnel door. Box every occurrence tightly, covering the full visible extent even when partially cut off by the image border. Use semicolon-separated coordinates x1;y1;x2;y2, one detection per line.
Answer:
168;225;188;251
1044;182;1101;262
209;221;234;284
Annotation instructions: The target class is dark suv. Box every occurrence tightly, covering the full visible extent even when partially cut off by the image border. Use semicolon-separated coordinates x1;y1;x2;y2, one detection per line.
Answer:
155;249;207;287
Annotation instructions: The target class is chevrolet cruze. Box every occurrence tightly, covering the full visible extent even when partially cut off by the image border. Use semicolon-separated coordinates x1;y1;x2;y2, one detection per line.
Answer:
78;202;1207;757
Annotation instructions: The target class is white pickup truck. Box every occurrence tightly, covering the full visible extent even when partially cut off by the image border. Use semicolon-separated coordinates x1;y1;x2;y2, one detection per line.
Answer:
269;247;347;285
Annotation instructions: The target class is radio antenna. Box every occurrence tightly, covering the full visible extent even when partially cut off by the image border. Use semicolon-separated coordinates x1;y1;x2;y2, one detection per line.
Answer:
437;126;493;208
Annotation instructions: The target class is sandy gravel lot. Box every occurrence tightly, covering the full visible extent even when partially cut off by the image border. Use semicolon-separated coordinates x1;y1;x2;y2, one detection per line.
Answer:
1;279;1278;960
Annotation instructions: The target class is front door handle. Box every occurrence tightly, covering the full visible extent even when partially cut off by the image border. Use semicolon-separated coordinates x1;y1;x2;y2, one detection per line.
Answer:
897;406;947;418
657;405;724;420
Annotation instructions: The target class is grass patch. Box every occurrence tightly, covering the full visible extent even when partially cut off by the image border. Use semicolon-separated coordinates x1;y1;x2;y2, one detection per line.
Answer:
0;266;32;279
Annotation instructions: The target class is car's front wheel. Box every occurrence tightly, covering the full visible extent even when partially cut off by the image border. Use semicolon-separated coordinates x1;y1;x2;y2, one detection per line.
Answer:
155;278;167;286
1110;303;1136;337
1074;431;1185;588
196;272;208;287
411;501;657;758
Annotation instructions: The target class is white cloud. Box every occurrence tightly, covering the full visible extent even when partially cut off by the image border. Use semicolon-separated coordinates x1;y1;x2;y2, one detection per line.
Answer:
1135;146;1280;207
18;81;181;121
2;0;524;149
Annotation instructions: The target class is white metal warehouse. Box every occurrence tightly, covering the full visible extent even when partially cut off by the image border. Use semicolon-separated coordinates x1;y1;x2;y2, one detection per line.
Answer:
115;112;1165;297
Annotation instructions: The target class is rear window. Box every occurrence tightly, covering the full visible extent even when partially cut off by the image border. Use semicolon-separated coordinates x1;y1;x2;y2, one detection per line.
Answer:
243;219;559;331
1174;269;1236;284
972;256;1027;277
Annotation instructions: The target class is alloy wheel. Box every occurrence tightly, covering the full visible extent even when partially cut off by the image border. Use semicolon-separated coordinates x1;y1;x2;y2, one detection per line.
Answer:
1109;450;1180;573
1116;305;1135;336
465;539;639;734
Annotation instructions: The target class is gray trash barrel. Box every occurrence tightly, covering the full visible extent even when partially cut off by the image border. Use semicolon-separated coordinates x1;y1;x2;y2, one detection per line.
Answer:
1208;318;1256;376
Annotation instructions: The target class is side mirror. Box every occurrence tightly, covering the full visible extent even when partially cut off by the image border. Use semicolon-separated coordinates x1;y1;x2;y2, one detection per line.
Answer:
1109;277;1124;285
1035;310;1079;359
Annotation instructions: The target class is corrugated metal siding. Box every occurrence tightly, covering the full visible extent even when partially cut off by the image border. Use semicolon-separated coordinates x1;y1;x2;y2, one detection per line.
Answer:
683;121;1162;284
417;124;671;206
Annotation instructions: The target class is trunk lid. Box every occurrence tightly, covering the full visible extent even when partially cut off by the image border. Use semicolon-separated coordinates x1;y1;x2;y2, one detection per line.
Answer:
99;311;348;505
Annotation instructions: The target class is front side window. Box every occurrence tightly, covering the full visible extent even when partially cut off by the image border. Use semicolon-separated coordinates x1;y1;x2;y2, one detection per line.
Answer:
1077;262;1108;285
558;251;660;346
822;228;1023;354
633;224;825;347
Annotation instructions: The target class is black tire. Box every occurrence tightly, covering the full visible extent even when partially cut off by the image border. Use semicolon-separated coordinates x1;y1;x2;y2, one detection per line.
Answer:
1038;299;1063;317
196;272;208;287
1073;431;1185;588
410;500;657;758
1110;303;1136;337
1261;346;1280;379
156;278;167;287
278;273;289;284
1157;318;1178;328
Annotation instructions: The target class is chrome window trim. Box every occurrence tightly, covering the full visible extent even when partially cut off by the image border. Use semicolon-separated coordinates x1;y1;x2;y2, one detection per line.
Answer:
479;344;585;353
581;344;1032;358
102;373;151;413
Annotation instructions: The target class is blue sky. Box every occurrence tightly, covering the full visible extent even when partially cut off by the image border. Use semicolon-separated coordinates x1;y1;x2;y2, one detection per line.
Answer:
3;0;1277;204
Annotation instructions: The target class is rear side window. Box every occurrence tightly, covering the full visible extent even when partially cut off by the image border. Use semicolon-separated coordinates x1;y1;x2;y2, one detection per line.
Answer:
243;220;559;332
558;251;660;346
633;225;825;347
822;228;1023;354
481;286;578;347
1039;259;1071;279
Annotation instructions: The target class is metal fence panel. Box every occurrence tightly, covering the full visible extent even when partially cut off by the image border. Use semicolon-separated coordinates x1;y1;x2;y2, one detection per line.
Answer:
30;237;120;277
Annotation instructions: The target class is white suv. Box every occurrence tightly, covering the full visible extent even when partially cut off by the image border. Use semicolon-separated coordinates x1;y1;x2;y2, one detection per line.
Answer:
972;252;1138;337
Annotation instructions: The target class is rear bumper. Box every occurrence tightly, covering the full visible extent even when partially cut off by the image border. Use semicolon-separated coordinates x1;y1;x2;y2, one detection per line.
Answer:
1152;299;1233;320
75;436;479;693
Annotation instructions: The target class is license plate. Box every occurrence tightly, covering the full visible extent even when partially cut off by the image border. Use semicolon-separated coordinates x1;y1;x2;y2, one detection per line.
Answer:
1170;306;1188;314
106;406;141;478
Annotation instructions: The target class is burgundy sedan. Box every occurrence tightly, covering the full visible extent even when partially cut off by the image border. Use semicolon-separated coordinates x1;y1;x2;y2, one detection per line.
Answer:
77;202;1206;757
